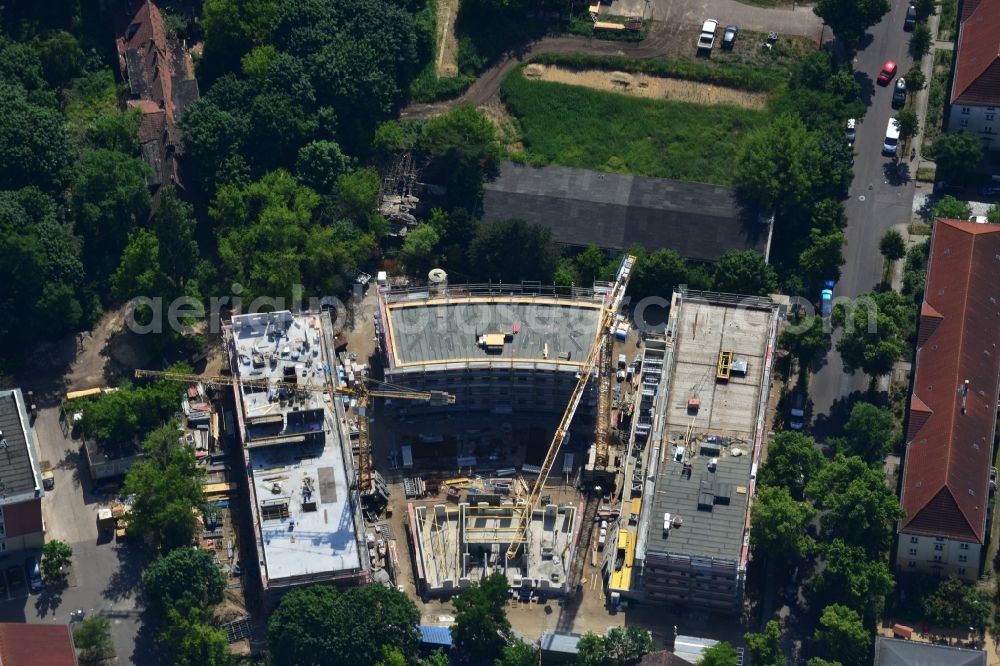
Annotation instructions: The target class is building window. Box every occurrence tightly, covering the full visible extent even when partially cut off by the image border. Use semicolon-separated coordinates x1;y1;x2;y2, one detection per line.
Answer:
959;555;968;562
935;537;945;542
909;548;917;555
962;107;971;115
0;541;5;553
989;106;997;111
960;119;969;128
933;555;943;562
986;126;994;134
908;561;917;568
988;114;996;121
959;568;967;576
960;543;970;550
934;543;944;551
910;536;919;544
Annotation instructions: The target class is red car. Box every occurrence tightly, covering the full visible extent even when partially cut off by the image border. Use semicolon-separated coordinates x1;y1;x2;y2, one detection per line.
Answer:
877;60;897;85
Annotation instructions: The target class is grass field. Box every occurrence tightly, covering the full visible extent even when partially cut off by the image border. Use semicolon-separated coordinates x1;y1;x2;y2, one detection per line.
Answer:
501;67;767;185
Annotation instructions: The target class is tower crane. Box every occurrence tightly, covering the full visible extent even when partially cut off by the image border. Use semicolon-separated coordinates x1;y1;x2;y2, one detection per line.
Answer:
133;369;455;505
505;254;636;561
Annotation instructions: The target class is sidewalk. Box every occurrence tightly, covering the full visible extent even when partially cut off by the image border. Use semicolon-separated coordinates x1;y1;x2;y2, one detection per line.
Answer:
910;4;946;174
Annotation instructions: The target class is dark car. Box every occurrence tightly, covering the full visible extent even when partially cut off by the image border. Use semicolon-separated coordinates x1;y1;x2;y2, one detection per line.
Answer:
788;389;806;430
904;3;917;29
25;556;43;593
892;77;907;108
722;25;738;49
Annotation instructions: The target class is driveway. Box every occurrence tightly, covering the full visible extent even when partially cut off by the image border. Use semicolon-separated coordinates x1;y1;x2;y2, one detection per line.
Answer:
639;0;824;39
0;405;163;665
808;2;919;425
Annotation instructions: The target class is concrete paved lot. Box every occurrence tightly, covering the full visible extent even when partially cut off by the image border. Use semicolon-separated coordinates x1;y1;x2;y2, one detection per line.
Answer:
0;406;162;665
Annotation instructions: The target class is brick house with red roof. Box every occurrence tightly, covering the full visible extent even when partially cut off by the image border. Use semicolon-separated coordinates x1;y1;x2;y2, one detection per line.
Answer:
948;0;1000;151
115;0;199;189
0;623;76;665
896;219;1000;580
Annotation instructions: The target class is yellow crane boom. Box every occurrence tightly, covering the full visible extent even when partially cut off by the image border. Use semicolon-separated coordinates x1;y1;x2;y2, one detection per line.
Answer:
133;368;454;498
505;254;635;561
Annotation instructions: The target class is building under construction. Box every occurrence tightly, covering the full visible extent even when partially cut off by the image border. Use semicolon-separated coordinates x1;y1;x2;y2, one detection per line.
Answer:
375;277;610;476
408;500;581;597
225;311;370;601
608;289;781;613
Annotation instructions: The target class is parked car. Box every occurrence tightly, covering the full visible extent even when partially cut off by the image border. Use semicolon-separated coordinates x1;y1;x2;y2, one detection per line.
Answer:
722;25;738;49
904;3;917;30
882;117;901;156
821;287;834;316
788;389;806;430
698;19;719;50
877;60;897;85
892;77;907;108
845;118;856;145
25;556;42;593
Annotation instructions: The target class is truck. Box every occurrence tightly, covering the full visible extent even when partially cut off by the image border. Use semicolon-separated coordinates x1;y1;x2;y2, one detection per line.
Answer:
697;19;719;51
39;460;54;490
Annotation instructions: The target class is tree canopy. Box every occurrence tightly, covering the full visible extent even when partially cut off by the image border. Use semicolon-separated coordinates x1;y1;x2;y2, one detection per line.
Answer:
468;219;560;283
268;584;421;666
931;132;983;183
879;229;906;262
831;401;896;465
833;290;914;378
143;547;226;616
759;431;826;500
813;604;870;666
921;576;992;631
814;0;891;45
750;485;817;562
811;538;895;615
452;573;512;664
712;250;778;296
932;195;973;221
697;641;739;666
744;620;786;666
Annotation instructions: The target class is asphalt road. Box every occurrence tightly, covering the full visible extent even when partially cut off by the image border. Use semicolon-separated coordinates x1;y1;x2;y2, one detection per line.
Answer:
0;406;161;665
808;4;919;429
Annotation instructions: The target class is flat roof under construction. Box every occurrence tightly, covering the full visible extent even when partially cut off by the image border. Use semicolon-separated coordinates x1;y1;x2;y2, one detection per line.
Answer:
382;292;603;371
642;294;777;562
230;312;363;584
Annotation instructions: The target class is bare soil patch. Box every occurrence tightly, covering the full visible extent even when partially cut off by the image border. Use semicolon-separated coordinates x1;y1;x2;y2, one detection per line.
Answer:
435;0;460;77
478;94;524;151
523;63;768;109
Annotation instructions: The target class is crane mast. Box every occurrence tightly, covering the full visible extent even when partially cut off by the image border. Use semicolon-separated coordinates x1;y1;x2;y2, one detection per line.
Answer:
505;254;635;561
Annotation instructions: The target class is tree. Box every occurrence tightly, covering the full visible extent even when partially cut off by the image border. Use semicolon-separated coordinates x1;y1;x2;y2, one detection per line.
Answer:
85;108;142;153
814;0;891;45
71;149;152;281
744;620;786;666
112;229;166;302
496;640;540;666
41;540;72;580
736;115;826;213
143;547;226;616
910;23;932;56
604;626;654;663
931;132;983;182
469;219;560;283
905;68;926;91
758;431;825;500
74;615;114;664
922;576;992;631
879;229;906;262
0;82;72;192
798;228;846;288
914;0;935;18
268;584;420;666
629;248;694;300
401;224;441;276
807;659;844;666
452;573;511;664
296;140;350;194
201;0;278;78
712;250;778;296
154;187;200;294
813;604;870;666
895;109;919;142
812;539;895;616
160;608;232;666
575;245;608;286
33;30;85;83
179;97;251;193
123;425;206;552
576;632;611;666
833;290;914;378
933;195;973;221
780;314;831;367
419;105;501;213
988;204;1000;224
833;401;895;464
697;641;739;666
750;486;817;562
805;455;905;554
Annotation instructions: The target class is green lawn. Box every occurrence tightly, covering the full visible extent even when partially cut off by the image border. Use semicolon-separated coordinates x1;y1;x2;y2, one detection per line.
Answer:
500;69;767;185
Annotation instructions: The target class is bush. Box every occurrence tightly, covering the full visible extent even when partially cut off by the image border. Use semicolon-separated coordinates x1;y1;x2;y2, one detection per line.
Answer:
74;616;114;664
905;68;926;91
409;63;475;103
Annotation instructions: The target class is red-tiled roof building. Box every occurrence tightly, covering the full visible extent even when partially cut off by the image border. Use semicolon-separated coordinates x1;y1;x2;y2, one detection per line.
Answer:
115;0;199;188
0;623;77;666
897;219;1000;580
948;0;1000;151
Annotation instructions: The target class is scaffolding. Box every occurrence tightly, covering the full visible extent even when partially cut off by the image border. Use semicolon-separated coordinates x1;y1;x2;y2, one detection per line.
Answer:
378;151;421;228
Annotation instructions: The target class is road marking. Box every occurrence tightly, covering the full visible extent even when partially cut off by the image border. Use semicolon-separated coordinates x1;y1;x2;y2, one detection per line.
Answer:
859;195;866;201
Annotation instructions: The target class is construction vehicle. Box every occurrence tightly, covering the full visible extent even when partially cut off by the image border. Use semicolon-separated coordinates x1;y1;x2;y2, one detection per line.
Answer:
505;254;636;563
132;369;455;510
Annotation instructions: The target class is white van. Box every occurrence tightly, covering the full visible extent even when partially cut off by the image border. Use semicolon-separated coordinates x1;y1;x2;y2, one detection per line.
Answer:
882;118;901;156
